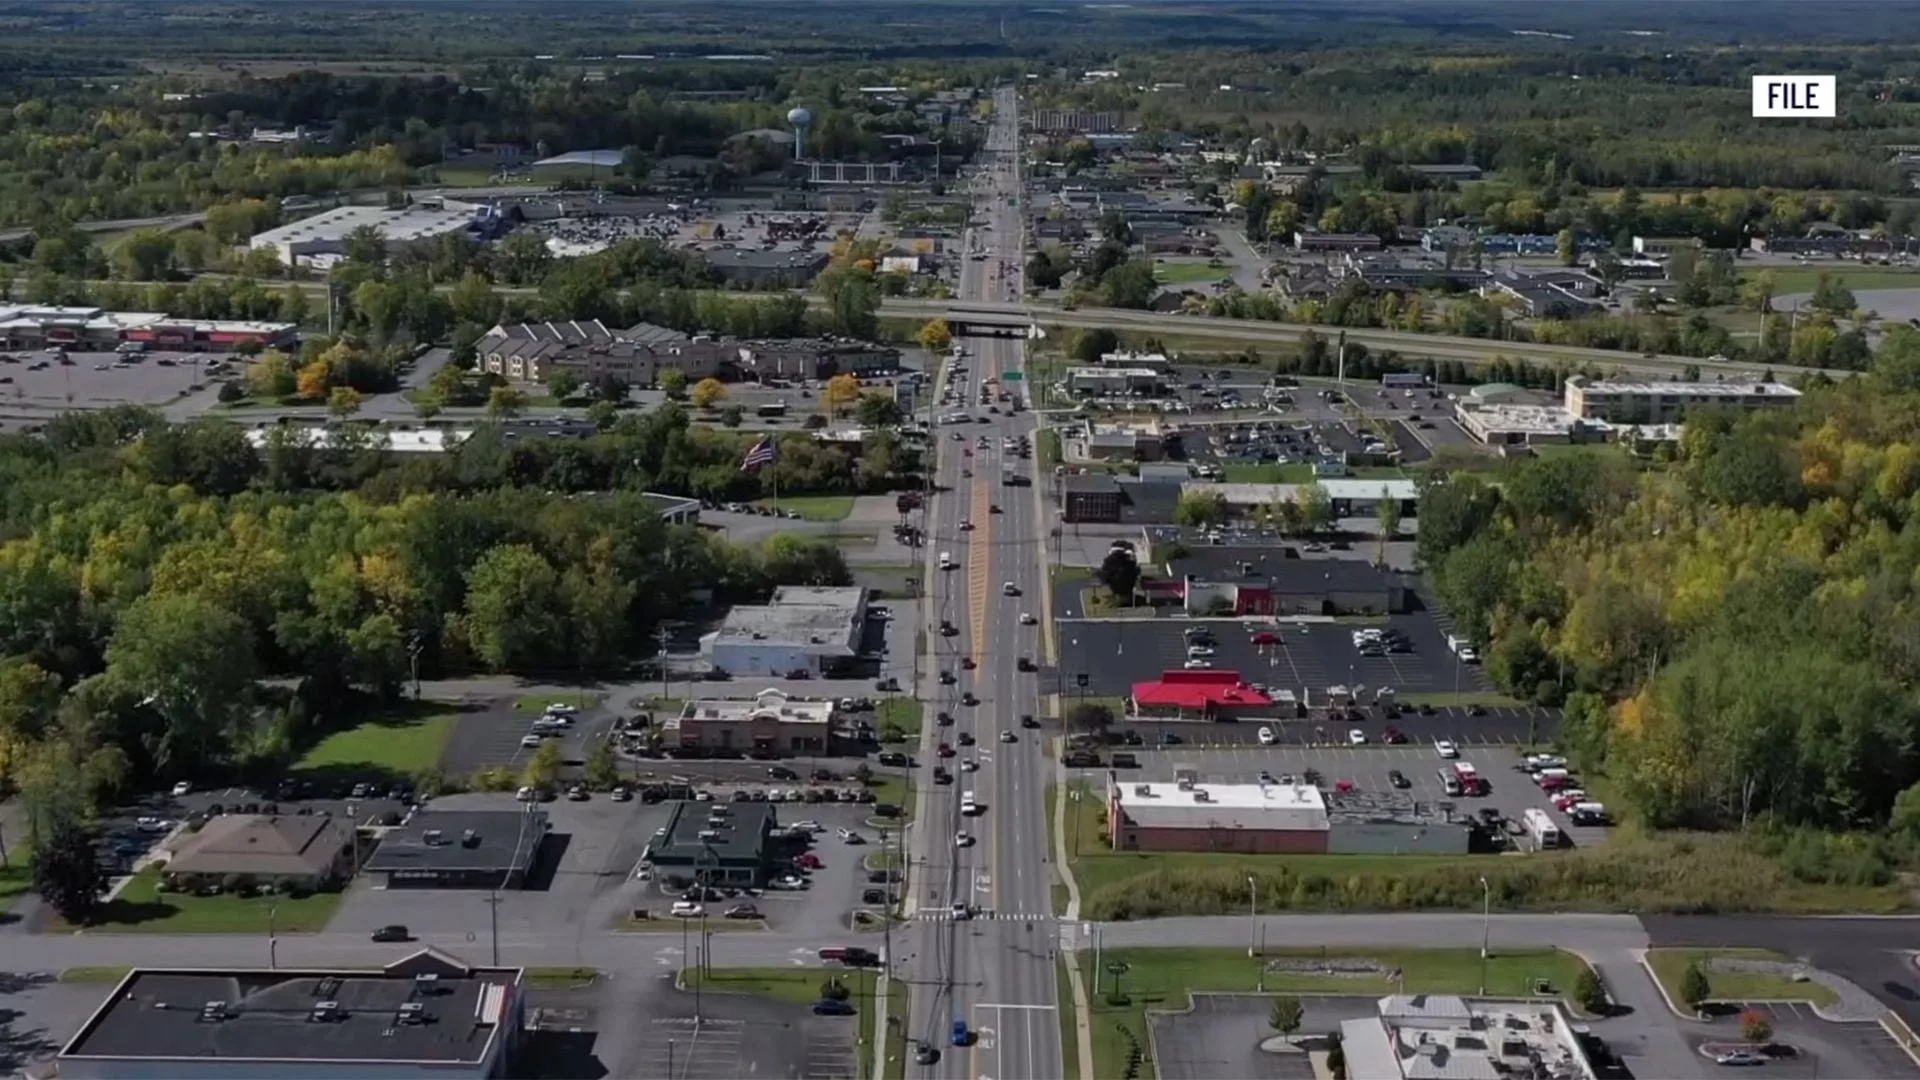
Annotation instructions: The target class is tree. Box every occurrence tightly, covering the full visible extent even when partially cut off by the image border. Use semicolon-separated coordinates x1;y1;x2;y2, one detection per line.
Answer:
1555;228;1577;266
855;393;905;427
487;385;527;418
585;739;620;789
1268;996;1304;1040
115;229;175;280
245;349;298;399
1066;702;1114;734
1374;495;1403;566
1573;968;1608;1015
326;386;365;419
819;976;851;1002
917;318;952;354
105;592;256;774
546;370;582;402
522;739;561;790
1739;1009;1772;1045
1070;328;1120;364
1096;548;1141;603
1174;490;1228;528
719;405;744;427
691;377;728;410
819;266;879;338
1679;962;1711;1014
1809;273;1856;317
463;544;566;670
1295;481;1335;534
32;817;104;922
659;368;689;399
593;373;631;404
823;373;862;417
1101;259;1159;309
295;359;331;400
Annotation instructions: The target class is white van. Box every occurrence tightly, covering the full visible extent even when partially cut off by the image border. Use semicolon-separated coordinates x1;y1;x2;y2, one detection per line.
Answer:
939;552;956;570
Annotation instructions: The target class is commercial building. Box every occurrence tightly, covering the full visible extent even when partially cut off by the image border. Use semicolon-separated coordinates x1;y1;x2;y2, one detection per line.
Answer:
0;305;296;353
1067;366;1163;397
1453;402;1592;447
1062;472;1124;523
248;200;503;265
703;585;869;677
1340;995;1599;1080
1563;375;1802;425
1107;771;1467;855
1486;269;1602;319
665;687;838;756
1129;671;1275;721
702;248;831;288
361;810;550;890
1631;235;1702;257
1179;479;1419;519
734;337;902;379
642;800;779;886
475;320;728;385
161;814;356;893
1030;109;1123;133
1293;231;1384;253
1164;546;1410;616
58;948;526;1080
642;491;702;526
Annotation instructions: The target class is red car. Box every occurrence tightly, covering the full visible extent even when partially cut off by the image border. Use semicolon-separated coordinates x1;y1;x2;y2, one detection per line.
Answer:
1382;727;1407;744
1249;632;1279;645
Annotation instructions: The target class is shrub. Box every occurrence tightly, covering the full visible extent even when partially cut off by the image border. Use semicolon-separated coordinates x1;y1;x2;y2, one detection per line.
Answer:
1679;962;1711;1012
1268;995;1304;1036
820;977;850;1002
1739;1009;1773;1044
1573;968;1608;1014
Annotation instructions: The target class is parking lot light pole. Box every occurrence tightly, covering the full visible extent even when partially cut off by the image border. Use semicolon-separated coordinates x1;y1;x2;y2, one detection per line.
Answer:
1246;875;1258;959
1478;875;1492;994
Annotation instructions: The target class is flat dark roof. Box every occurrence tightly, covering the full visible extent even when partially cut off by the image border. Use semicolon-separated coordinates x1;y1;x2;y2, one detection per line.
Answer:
651;800;775;865
1064;473;1123;495
1169;546;1405;592
62;962;518;1065
361;810;549;876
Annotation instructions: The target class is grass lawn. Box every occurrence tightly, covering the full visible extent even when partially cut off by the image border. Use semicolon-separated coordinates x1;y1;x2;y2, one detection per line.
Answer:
1645;948;1839;1009
58;868;344;933
681;967;908;1079
1154;261;1230;286
866;776;914;826
1077;947;1591;1080
1743;267;1920;295
876;697;923;736
754;494;855;521
855;564;923;598
1221;462;1313;483
431;164;509;187
0;849;32;909
61;966;133;983
294;705;457;776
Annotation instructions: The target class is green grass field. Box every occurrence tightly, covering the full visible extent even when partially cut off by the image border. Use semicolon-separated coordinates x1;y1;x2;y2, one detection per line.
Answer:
512;692;602;715
1645;948;1840;1009
875;697;923;736
1220;462;1314;483
1743;267;1920;296
58;868;345;934
1154;261;1230;285
294;706;457;776
1074;947;1592;1080
753;494;856;520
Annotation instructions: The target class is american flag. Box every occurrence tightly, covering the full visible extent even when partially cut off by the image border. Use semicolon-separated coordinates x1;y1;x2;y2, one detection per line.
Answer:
740;435;777;471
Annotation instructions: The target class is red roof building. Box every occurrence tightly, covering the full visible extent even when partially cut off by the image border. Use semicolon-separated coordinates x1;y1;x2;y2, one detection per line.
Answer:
1131;670;1273;719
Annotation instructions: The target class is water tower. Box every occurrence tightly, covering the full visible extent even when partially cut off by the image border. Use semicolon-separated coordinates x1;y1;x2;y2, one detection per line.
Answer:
787;107;813;160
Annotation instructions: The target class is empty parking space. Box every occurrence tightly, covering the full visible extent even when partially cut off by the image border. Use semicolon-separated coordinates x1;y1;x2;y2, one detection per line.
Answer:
1110;706;1560;748
0;349;231;409
1687;1009;1920;1080
640;1017;746;1080
800;1017;858;1079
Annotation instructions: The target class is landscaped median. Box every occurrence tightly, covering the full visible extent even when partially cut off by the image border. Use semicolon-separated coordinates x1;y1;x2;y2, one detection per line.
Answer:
1644;948;1840;1012
1067;947;1594;1080
680;966;908;1080
1053;777;1906;918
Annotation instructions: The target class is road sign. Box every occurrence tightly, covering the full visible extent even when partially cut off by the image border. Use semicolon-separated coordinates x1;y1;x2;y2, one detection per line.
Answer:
1002;371;1023;382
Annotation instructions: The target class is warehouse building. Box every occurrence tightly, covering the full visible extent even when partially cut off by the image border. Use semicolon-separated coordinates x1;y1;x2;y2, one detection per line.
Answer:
703;586;869;677
734;337;902;380
248;200;505;266
1164;546;1410;615
0;305;296;352
1563;375;1802;426
665;687;839;756
58;948;525;1080
642;800;779;886
361;809;550;890
1106;771;1467;854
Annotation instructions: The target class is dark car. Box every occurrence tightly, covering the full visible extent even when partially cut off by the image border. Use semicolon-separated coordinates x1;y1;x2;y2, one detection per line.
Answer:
768;766;799;780
813;999;856;1016
862;887;895;904
1387;770;1410;789
915;1043;942;1065
961;657;976;670
938;712;955;727
957;732;976;747
1016;657;1035;672
937;743;956;758
370;925;411;943
960;692;978;706
725;903;761;919
1020;714;1040;729
939;671;957;685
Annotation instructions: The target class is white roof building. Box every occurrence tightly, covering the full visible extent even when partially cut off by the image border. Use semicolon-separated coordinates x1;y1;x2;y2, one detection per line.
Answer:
1109;779;1329;833
666;687;835;735
1180;479;1418;507
249;201;488;263
1340;995;1598;1080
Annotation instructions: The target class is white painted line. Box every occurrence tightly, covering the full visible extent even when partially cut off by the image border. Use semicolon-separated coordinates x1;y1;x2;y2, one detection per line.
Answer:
975;1002;1058;1010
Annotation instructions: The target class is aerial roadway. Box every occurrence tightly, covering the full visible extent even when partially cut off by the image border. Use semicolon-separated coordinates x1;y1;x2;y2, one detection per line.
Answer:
901;85;1064;1080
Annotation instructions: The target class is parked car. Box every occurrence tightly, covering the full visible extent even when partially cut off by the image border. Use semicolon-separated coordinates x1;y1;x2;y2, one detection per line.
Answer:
170;781;192;797
812;999;856;1016
1257;726;1277;746
670;901;705;917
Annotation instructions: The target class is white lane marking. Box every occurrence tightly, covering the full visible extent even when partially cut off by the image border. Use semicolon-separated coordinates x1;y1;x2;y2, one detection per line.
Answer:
975;1002;1057;1010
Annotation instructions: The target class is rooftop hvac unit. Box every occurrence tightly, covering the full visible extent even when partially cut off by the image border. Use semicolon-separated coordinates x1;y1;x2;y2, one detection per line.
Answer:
423;829;445;845
461;829;480;848
1193;789;1211;802
309;1001;342;1022
413;973;441;992
1133;784;1151;797
198;1001;229;1022
396;1002;427;1024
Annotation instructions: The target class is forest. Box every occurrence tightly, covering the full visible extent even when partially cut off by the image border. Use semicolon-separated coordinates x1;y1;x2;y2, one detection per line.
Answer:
1415;327;1920;884
0;402;880;834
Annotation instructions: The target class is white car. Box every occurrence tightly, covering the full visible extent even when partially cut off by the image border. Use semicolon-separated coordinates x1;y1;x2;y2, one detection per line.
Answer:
670;901;705;918
1182;659;1213;669
1019;612;1036;625
961;760;979;772
772;874;807;890
950;902;972;920
1187;645;1216;658
135;816;173;832
520;734;544;748
792;820;822;833
838;828;865;844
1348;729;1367;745
1435;740;1459;759
1257;726;1277;746
545;703;578;716
170;781;192;797
959;520;974;531
954;831;974;848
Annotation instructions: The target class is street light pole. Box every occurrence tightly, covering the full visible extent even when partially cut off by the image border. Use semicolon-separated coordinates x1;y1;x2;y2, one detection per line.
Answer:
1246;875;1258;959
1478;875;1491;994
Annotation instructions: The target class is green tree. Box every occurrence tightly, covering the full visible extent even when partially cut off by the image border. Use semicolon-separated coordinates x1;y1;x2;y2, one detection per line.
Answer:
1268;996;1304;1039
593;374;630;404
522;738;561;790
1070;328;1120;364
245;349;298;399
114;229;175;280
1679;962;1711;1014
449;271;503;328
1573;968;1608;1015
32;816;104;922
1295;481;1334;533
105;592;256;774
659;368;689;399
585;740;620;789
819;265;879;338
462;544;566;670
326;385;365;419
1101;258;1159;309
1554;228;1576;267
691;377;728;410
1173;490;1228;528
1066;702;1114;735
1096;547;1141;602
917;318;952;354
854;394;904;427
719;405;744;427
1374;495;1403;565
546;370;582;402
1809;273;1856;317
487;384;527;418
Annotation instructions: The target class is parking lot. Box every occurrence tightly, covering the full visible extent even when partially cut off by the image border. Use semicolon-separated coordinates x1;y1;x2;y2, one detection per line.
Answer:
1688;1007;1920;1080
1070;743;1606;850
1106;705;1559;749
0;348;229;408
1056;612;1491;700
1151;994;1373;1080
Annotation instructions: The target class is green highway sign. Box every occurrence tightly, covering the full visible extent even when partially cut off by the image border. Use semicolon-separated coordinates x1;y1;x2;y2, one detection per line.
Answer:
1003;371;1023;382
